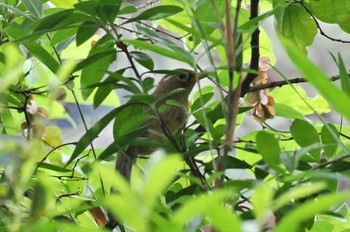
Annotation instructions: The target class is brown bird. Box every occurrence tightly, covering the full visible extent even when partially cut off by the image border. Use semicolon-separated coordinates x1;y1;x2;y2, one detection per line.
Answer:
116;68;197;180
106;69;199;229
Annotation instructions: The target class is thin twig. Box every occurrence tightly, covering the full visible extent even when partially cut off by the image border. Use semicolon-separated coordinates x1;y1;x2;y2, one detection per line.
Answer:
312;154;350;169
116;41;142;80
23;93;31;141
32;142;77;177
70;90;97;160
56;189;81;202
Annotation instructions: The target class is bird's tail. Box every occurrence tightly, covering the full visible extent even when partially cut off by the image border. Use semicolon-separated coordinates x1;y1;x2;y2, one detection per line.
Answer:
105;154;133;230
115;154;133;181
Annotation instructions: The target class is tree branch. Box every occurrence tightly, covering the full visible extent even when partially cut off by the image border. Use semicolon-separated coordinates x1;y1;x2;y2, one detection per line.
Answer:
244;74;343;94
241;0;260;94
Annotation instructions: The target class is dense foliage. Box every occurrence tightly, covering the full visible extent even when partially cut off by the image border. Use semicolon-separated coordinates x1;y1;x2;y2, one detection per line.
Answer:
1;0;350;231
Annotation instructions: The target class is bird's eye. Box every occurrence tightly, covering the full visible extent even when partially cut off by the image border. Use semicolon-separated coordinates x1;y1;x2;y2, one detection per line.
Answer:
177;73;189;81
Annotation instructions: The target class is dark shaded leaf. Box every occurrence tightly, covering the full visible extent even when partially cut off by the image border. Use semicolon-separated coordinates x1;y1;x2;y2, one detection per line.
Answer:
96;0;122;23
76;21;99;46
204;156;251;173
34;9;74;31
74;1;99;15
127;5;183;22
131;51;154;70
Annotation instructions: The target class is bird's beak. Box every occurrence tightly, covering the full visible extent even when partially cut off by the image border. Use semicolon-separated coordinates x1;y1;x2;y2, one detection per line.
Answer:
197;71;213;80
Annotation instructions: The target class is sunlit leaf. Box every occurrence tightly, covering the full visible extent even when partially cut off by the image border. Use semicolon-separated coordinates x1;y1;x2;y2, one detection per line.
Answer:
290;119;320;161
274;2;317;51
256;131;281;167
280;36;350;122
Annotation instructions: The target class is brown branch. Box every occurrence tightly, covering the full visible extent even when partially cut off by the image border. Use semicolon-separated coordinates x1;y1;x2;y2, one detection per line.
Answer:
218;0;243;189
299;2;350;44
241;0;260;94
244;74;342;94
312;154;350;169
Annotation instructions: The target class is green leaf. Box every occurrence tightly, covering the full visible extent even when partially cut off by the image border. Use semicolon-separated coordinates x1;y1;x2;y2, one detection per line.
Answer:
204;156;251;173
191;92;214;112
37;163;71;172
76;21;99;46
274;102;304;119
172;190;241;231
272;182;328;212
119;3;137;15
74;1;99;15
74;50;115;72
51;0;78;8
22;0;42;17
127;5;183;22
251;184;274;223
34;9;74;31
280;36;350;123
0;2;34;20
93;76;115;109
270;84;330;115
274;3;317;51
113;103;149;141
6;24;60;73
273;192;350;232
79;34;116;99
67;104;139;166
130;51;154;70
290;119;320;161
309;0;350;33
338;54;350;96
51;28;76;46
96;0;122;23
107;70;141;94
256;131;281;167
97;142;118;160
143;153;181;209
124;39;194;66
321;123;338;158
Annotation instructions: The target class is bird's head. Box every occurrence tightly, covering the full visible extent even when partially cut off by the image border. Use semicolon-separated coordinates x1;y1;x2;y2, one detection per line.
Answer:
153;69;203;98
